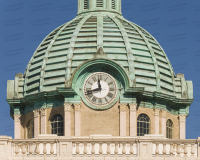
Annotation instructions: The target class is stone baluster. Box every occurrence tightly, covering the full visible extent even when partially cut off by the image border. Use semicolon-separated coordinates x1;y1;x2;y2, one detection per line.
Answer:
91;142;95;156
183;143;188;157
177;143;181;157
43;142;47;156
162;143;166;156
122;143;126;156
83;142;87;156
15;143;19;156
169;143;174;157
114;142;118;156
130;143;134;156
191;143;195;157
107;142;111;155
50;142;54;156
155;142;159;157
29;143;33;156
76;142;80;155
22;142;26;156
36;142;40;156
99;142;103;156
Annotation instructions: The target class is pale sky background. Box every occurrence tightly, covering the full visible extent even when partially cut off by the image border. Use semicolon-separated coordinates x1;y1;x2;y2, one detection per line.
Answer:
0;0;200;139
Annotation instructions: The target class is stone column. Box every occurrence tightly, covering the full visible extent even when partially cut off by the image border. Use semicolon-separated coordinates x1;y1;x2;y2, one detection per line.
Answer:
161;110;167;138
179;115;186;139
129;104;137;136
64;103;71;136
33;110;40;138
154;108;160;135
14;114;21;139
40;108;46;134
74;104;81;136
120;104;126;136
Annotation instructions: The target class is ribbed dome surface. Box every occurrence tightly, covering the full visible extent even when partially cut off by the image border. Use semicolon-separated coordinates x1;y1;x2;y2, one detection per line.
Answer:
24;12;176;97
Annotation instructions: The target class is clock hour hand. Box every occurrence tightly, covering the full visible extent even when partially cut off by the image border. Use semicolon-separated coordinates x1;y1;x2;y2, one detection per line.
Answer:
85;87;100;95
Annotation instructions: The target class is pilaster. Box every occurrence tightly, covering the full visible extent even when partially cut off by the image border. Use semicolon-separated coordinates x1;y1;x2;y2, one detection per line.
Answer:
64;103;72;136
74;104;81;136
154;108;160;135
129;103;137;136
33;109;40;138
14;114;21;139
161;110;167;138
40;108;46;134
120;103;127;136
179;115;186;139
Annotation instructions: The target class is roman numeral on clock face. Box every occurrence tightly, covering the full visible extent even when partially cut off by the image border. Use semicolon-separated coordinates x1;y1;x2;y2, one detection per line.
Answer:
87;94;93;99
109;88;114;91
98;98;102;104
92;76;97;82
108;82;113;86
87;81;93;85
107;92;113;98
92;96;97;103
98;74;102;80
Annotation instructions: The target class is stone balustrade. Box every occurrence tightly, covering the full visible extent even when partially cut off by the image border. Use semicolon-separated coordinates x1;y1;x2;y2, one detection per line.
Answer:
0;135;200;160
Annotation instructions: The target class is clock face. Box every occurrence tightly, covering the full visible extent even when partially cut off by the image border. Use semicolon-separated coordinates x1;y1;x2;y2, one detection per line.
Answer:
83;72;118;107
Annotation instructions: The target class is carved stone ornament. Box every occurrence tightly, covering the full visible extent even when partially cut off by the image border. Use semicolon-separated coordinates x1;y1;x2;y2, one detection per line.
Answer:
64;103;71;111
129;104;137;111
40;108;46;116
161;110;167;118
179;115;186;122
14;114;21;121
33;109;40;118
154;108;160;116
74;104;81;111
120;104;127;111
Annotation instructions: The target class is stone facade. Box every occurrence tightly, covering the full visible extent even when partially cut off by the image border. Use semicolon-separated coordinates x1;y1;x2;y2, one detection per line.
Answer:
19;102;180;139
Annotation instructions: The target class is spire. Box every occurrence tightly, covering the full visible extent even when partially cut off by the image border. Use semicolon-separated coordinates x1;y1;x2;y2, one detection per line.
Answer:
78;0;121;15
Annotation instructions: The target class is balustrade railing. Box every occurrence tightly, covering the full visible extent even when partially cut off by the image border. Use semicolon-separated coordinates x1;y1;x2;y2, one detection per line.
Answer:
0;135;200;160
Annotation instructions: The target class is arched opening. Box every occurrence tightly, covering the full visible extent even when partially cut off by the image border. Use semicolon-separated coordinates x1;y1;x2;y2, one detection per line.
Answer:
137;114;150;136
166;119;173;139
51;114;64;136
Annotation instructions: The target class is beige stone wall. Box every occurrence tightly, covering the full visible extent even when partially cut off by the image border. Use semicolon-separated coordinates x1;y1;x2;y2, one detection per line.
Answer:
81;101;120;136
20;104;180;139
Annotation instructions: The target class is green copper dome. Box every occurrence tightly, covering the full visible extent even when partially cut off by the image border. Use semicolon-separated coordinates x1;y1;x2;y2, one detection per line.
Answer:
23;0;183;98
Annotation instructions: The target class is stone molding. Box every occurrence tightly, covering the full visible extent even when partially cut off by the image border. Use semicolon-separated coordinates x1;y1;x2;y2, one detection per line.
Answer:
179;115;186;122
33;109;40;118
161;110;167;118
120;104;127;111
64;103;72;112
154;108;160;116
14;114;21;121
74;104;81;111
129;103;137;111
40;108;46;116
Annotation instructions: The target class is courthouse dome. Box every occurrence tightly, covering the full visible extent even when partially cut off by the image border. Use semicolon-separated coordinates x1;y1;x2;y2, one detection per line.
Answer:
24;0;176;96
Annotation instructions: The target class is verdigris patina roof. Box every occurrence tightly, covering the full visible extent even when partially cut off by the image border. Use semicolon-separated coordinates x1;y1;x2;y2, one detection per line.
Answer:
22;0;190;100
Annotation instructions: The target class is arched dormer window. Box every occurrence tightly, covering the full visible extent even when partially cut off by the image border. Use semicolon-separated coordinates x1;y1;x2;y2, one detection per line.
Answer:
51;114;64;136
112;0;115;9
137;114;150;136
84;0;88;9
96;0;103;7
166;119;173;139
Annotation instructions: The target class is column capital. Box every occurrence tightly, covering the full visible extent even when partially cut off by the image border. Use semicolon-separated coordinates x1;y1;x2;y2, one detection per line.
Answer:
74;104;81;111
14;114;21;122
154;108;160;116
40;108;46;116
33;109;40;118
179;115;186;122
161;110;167;118
120;103;127;111
129;103;137;111
64;103;72;112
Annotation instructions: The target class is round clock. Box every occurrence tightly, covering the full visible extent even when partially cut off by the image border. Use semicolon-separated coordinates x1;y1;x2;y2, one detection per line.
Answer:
83;72;118;108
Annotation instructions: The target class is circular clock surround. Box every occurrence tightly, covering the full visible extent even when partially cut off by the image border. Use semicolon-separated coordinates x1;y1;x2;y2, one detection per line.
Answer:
83;72;118;108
